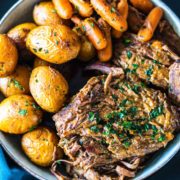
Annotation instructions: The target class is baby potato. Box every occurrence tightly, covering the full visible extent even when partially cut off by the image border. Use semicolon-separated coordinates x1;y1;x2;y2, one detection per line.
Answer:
22;126;63;167
33;1;64;26
33;57;52;68
0;65;31;97
0;34;18;77
73;27;96;61
78;35;96;61
7;23;37;61
0;95;42;134
26;25;81;64
30;66;69;113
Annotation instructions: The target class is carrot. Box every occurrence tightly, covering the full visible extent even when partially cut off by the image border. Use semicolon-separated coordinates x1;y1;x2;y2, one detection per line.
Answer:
138;7;163;42
130;0;154;13
71;16;107;50
69;0;93;17
91;0;127;32
52;0;73;19
112;0;129;38
98;18;112;62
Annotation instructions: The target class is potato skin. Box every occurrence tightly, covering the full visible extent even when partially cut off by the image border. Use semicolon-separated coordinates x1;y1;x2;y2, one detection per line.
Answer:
30;66;69;113
26;25;81;64
33;57;52;68
0;65;31;97
7;23;37;61
22;127;63;167
0;34;18;77
0;95;42;134
33;1;63;26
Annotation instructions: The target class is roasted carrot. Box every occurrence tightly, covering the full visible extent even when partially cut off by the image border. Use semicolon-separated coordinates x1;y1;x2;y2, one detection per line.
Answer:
112;0;129;38
91;0;127;32
69;0;93;17
138;7;163;42
71;16;107;50
52;0;73;19
98;18;112;62
130;0;154;13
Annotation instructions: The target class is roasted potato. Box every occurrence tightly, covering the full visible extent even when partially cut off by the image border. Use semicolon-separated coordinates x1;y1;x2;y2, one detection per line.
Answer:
33;57;52;68
7;23;37;61
33;1;64;25
138;7;163;42
0;34;18;77
0;65;31;97
22;127;63;167
30;66;69;113
26;25;81;64
0;95;42;134
73;27;96;61
169;60;180;104
52;0;73;19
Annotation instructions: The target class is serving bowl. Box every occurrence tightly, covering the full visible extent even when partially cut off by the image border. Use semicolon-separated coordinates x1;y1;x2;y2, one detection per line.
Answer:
0;0;179;179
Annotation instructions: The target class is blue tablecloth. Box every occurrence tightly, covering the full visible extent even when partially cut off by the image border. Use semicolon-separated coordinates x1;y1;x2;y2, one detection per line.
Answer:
0;0;180;180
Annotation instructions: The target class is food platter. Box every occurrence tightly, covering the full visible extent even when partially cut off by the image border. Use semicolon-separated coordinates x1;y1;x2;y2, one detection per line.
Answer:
0;0;180;180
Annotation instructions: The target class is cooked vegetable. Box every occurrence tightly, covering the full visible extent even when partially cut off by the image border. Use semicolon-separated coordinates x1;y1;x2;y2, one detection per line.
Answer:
26;25;81;64
98;18;112;62
0;95;42;134
91;0;128;32
52;0;73;19
73;27;96;61
22;127;63;167
138;7;163;42
29;66;69;113
72;16;107;50
0;34;18;77
169;60;180;104
69;0;93;17
33;57;52;68
33;1;64;25
7;23;37;61
112;0;129;38
0;65;31;97
130;0;154;13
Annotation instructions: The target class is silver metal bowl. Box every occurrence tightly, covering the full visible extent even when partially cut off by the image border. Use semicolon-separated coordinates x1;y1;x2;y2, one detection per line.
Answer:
0;0;179;179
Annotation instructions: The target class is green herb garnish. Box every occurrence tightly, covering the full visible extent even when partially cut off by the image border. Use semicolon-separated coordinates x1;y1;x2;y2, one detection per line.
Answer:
90;125;100;133
111;7;116;13
149;105;164;120
145;65;154;77
10;79;24;91
19;109;27;116
126;50;132;59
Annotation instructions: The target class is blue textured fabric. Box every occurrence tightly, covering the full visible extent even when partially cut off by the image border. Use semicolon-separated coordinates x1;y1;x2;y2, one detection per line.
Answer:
0;147;33;180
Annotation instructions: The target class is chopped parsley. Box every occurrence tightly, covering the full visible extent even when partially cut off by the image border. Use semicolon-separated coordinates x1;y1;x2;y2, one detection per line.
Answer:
145;65;154;77
45;49;49;54
153;60;162;65
149;105;164;120
19;109;27;116
112;94;118;102
90;22;94;28
122;140;131;148
82;25;86;31
54;32;57;36
32;103;41;110
90;125;100;133
111;7;116;13
29;126;36;131
158;134;166;142
123;38;131;46
126;50;132;59
88;112;95;121
10;79;24;91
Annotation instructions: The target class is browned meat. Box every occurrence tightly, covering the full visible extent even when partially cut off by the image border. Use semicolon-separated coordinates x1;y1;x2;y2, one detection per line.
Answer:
169;60;180;104
113;33;179;89
53;75;179;179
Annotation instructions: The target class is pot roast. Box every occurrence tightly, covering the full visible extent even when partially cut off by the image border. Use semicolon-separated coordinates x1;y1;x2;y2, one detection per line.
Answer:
53;73;179;179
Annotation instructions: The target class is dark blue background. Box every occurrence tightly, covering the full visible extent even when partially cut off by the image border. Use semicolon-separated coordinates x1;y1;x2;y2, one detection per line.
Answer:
0;0;179;180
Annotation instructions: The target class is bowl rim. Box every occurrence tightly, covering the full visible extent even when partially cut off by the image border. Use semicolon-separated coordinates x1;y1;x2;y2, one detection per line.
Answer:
0;0;180;180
